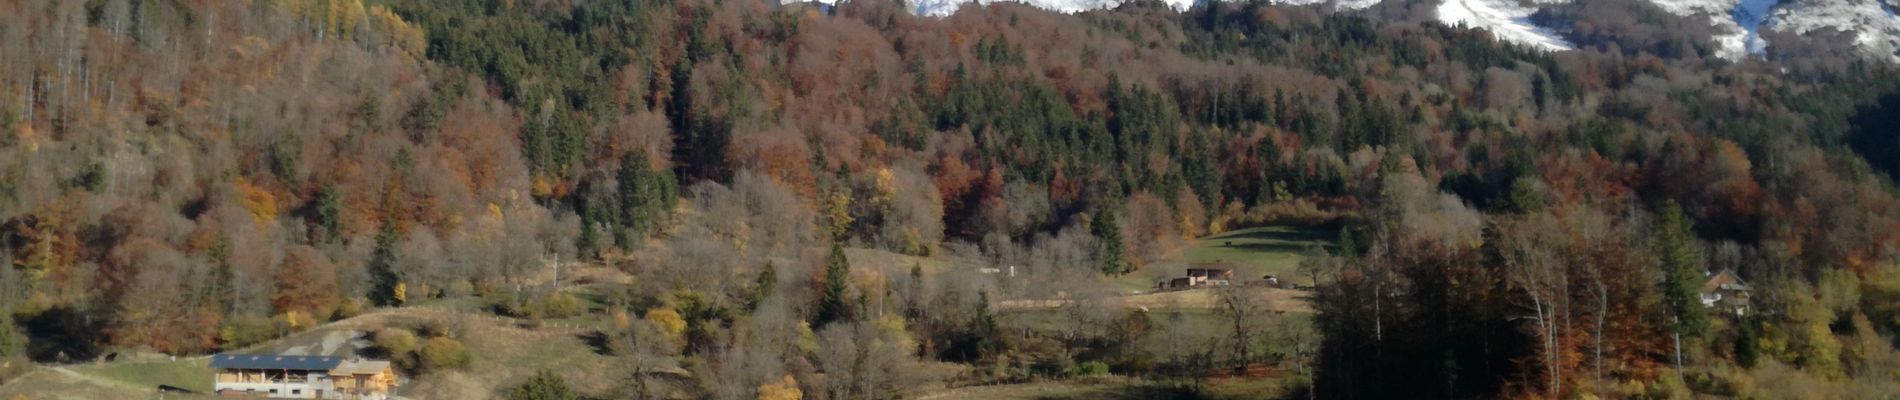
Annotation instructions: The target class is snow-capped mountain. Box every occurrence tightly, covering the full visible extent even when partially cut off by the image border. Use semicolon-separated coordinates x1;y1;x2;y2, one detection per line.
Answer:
1765;0;1900;61
831;0;1900;62
1435;0;1899;61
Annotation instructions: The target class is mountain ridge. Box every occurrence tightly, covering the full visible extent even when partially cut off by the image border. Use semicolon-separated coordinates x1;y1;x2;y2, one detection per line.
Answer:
833;0;1900;61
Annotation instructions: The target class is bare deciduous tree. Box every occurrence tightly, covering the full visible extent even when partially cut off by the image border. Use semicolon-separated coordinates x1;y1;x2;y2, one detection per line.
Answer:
1214;285;1272;368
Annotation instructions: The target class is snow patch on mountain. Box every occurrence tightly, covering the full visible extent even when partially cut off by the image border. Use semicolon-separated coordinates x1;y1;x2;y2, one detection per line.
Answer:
1767;0;1900;61
1646;0;1731;15
1733;0;1777;56
1686;0;1777;60
906;0;1186;17
1436;0;1575;51
1598;0;1772;60
870;0;1900;63
904;0;1376;18
1426;0;1779;60
1277;0;1386;10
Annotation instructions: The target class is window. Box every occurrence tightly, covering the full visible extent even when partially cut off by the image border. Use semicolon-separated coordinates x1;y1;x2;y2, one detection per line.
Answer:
269;389;279;394
293;389;302;395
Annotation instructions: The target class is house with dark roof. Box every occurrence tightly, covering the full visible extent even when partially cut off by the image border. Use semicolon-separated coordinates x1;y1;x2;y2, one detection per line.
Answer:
210;354;396;399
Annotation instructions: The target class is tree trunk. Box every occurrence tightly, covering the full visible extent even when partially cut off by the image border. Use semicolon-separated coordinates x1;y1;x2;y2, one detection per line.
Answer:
1672;321;1684;383
21;75;32;122
1373;281;1383;343
1594;283;1606;394
1532;295;1557;398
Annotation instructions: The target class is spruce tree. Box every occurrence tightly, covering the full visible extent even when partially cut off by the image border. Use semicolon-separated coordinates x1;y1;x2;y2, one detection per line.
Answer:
1338;226;1358;267
614;151;680;249
509;369;578;400
1094;209;1128;275
1255;133;1282;205
1657;201;1709;339
577;213;601;258
747;262;777;311
619;151;656;239
313;186;343;243
0;313;24;359
971;290;999;357
905;263;925;319
368;222;403;307
1735;316;1761;368
816;243;851;327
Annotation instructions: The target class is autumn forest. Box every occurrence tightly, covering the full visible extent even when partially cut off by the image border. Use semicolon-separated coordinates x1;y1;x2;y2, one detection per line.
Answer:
3;0;1900;398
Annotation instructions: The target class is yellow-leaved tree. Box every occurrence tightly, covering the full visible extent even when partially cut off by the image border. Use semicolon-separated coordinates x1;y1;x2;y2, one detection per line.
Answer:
392;282;407;306
234;178;278;228
644;308;687;346
757;375;801;400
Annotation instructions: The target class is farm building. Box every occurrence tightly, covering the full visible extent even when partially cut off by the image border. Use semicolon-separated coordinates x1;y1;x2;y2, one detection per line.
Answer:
1157;266;1237;290
210;354;396;399
1186;267;1234;287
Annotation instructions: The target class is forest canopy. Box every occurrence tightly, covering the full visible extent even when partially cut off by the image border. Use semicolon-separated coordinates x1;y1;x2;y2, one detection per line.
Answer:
1;0;1899;398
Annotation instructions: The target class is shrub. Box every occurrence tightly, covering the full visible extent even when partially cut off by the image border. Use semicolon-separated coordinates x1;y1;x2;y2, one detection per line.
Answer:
372;327;470;373
447;281;476;298
508;369;577;400
485;289;528;317
1685;366;1745;396
0;315;26;359
1632;374;1689;400
643;308;686;344
372;328;420;370
538;293;585;319
219;315;275;349
372;328;418;357
333;298;365;321
1066;361;1111;377
418;319;463;340
417;337;472;371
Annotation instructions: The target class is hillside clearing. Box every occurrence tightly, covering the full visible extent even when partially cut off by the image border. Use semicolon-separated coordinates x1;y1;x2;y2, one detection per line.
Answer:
996;287;1314;313
1117;225;1335;293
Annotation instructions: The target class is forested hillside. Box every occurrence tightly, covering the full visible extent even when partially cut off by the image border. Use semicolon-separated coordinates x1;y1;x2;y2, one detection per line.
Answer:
2;0;1900;398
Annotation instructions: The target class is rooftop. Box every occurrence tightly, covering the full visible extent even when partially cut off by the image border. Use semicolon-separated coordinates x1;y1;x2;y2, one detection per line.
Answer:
210;354;343;371
332;359;392;375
